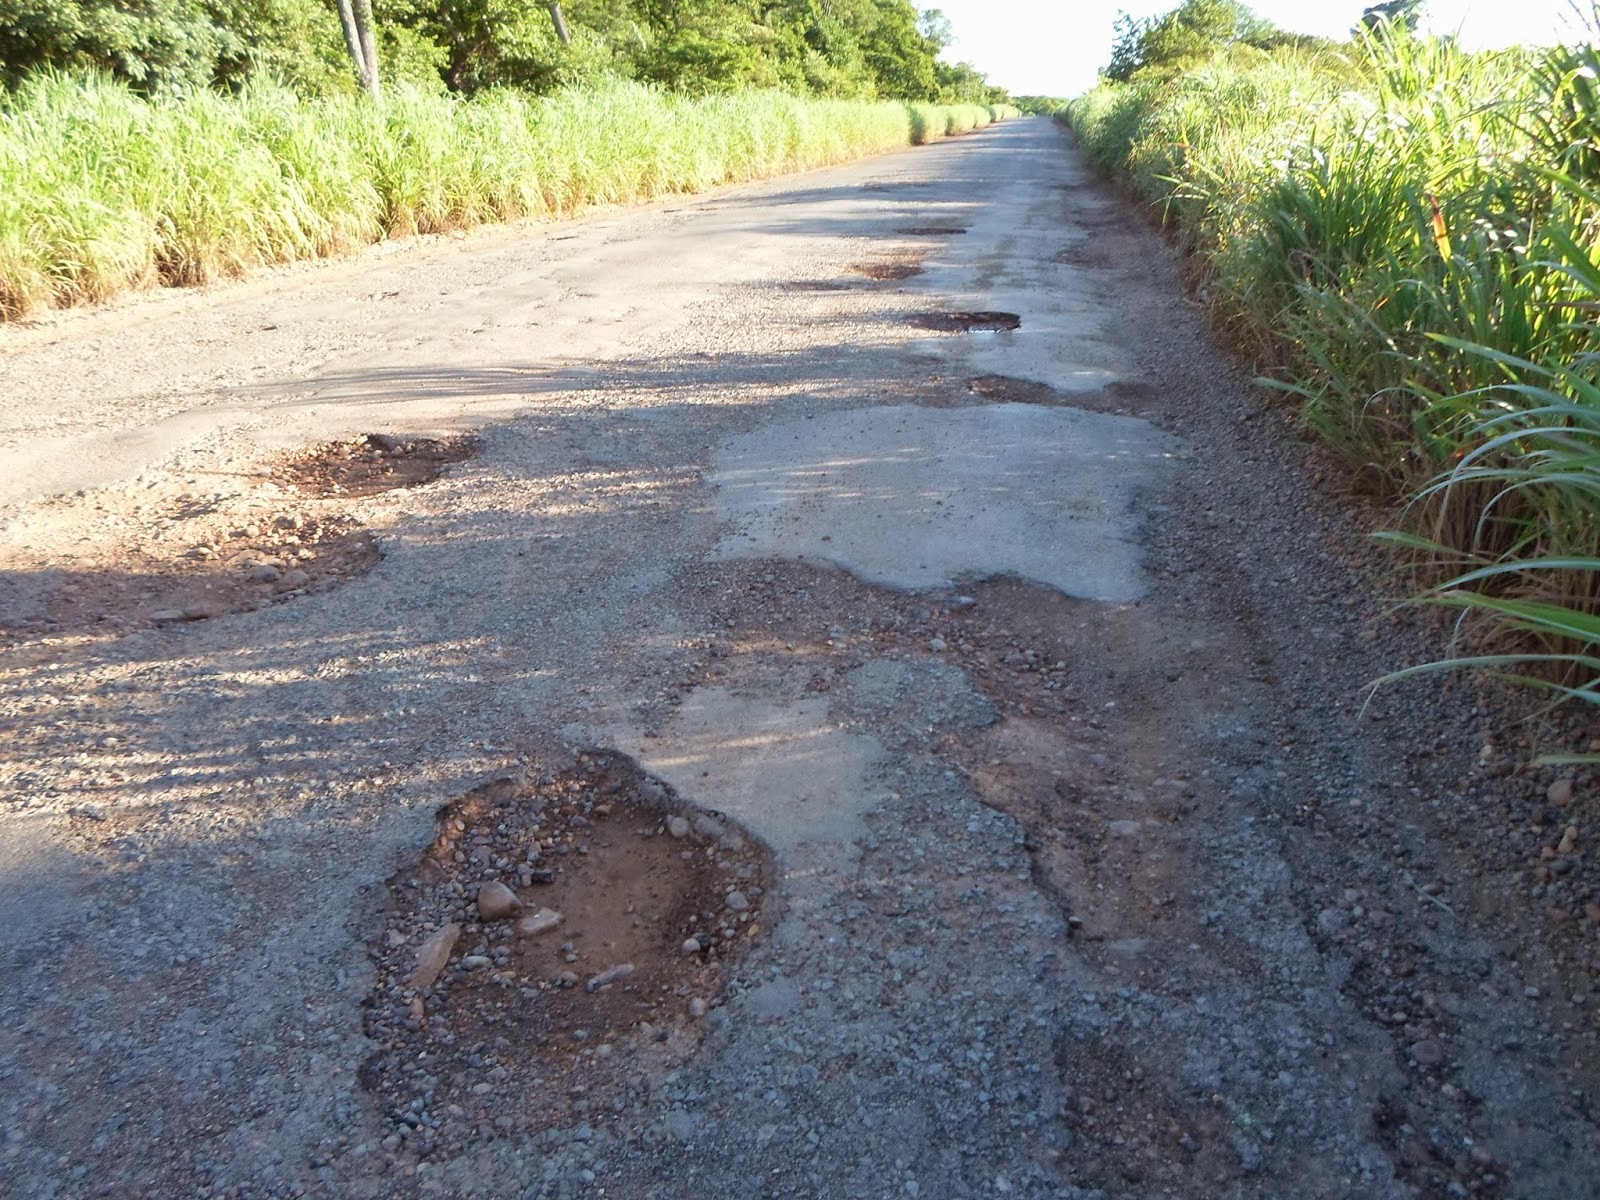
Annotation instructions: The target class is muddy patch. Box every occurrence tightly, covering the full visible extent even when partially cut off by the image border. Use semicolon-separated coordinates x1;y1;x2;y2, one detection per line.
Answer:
852;260;925;282
911;311;1022;333
0;512;378;649
282;434;477;499
361;751;770;1151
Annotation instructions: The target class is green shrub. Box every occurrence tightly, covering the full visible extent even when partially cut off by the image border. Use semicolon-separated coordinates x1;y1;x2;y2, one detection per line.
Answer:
0;76;1016;318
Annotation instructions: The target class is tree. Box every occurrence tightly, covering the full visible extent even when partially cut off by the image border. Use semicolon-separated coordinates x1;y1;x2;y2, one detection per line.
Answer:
0;0;348;93
1103;0;1281;82
1358;0;1424;35
335;0;380;96
546;2;572;44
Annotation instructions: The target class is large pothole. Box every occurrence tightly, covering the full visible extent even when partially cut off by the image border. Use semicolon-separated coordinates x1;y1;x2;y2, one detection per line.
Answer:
283;434;477;499
0;512;378;649
0;432;475;650
360;750;770;1150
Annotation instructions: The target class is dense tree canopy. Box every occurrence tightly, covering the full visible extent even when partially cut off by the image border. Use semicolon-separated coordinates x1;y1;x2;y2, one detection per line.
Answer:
1103;0;1322;82
0;0;1004;102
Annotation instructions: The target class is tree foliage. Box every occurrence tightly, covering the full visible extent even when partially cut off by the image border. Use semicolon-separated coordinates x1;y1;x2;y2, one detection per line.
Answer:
0;0;999;103
1103;0;1296;82
1358;0;1425;35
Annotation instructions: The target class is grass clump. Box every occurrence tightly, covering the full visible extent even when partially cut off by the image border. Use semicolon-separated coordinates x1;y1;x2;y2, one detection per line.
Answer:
0;75;1011;319
1068;28;1600;713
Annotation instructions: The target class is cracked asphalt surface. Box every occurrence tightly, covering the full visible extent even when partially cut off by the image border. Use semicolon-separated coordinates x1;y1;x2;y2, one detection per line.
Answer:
1;118;1597;1200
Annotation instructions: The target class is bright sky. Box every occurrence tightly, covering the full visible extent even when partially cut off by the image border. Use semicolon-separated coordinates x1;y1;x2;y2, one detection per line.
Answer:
936;0;1594;97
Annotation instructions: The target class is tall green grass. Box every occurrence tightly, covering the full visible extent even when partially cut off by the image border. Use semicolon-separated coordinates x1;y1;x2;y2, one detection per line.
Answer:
1068;30;1600;714
0;74;1011;318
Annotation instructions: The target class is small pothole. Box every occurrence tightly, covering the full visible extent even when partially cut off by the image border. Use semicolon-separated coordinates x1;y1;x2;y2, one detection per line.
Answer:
283;434;477;500
911;311;1021;333
969;375;1069;405
968;374;1161;415
896;226;968;237
853;261;924;282
361;750;770;1146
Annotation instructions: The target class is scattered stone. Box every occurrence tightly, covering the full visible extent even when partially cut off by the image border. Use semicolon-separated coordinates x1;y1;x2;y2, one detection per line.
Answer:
1558;825;1579;856
476;880;521;921
280;568;311;589
682;937;702;954
409;923;460;990
667;816;691;839
1549;777;1575;807
725;890;750;912
246;564;281;583
586;963;635;993
688;997;709;1019
1409;1038;1446;1069
516;908;563;938
929;637;948;652
461;955;492;970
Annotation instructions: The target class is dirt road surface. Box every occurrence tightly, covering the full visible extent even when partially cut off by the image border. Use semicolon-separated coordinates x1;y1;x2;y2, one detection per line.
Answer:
2;118;1597;1200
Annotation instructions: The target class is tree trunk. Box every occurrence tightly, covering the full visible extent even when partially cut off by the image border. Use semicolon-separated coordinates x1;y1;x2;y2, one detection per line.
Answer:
336;0;382;98
546;2;573;45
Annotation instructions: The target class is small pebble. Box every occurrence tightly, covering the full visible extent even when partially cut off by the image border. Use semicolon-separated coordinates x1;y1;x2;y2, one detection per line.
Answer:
667;816;691;839
586;963;635;992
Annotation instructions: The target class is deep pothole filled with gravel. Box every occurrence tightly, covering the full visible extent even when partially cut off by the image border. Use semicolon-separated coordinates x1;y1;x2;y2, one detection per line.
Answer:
360;750;771;1156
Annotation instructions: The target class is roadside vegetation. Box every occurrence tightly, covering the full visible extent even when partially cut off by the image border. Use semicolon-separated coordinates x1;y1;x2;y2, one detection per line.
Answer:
1068;0;1600;714
0;0;1016;318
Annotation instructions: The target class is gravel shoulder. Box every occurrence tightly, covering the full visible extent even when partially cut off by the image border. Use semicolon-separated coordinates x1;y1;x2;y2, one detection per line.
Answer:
1;118;1596;1200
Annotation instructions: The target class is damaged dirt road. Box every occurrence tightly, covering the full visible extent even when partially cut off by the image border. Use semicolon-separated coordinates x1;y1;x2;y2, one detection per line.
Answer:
2;118;1598;1200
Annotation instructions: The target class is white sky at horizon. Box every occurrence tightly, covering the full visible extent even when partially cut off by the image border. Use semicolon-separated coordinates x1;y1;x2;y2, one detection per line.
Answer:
936;0;1595;97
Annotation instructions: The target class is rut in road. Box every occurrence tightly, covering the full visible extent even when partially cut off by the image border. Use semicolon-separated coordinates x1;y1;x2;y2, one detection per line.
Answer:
0;118;1596;1200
